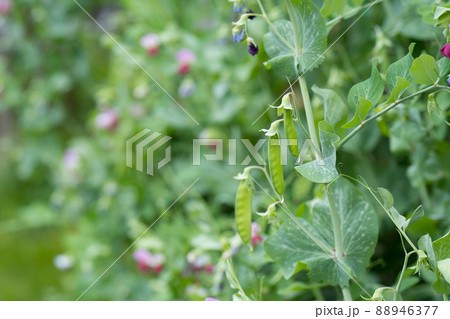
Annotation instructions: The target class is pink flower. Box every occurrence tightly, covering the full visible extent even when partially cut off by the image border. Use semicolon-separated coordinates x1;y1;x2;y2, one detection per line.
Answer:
440;43;450;59
0;0;11;15
187;252;214;274
133;249;165;274
176;49;196;75
251;222;263;246
63;148;80;169
95;109;118;131
205;297;219;301
140;34;160;56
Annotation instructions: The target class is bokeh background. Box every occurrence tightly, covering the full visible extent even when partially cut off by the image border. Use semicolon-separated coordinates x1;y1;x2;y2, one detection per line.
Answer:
0;0;449;300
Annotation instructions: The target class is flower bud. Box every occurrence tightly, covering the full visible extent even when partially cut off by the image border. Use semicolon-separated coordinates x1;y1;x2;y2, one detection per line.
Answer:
246;37;258;56
440;43;450;59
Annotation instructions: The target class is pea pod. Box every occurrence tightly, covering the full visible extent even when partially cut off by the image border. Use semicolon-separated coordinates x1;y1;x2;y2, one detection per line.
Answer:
235;179;252;244
284;110;299;157
269;133;284;196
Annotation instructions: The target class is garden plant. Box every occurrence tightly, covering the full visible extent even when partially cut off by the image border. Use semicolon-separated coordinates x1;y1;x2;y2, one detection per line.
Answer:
0;0;449;302
228;0;450;302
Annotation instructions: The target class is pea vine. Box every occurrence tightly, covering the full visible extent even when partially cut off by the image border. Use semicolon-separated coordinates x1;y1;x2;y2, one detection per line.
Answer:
229;0;450;301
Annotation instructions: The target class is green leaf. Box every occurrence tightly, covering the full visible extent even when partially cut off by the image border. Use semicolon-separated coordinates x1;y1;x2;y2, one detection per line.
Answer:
409;54;439;85
437;259;450;284
432;232;450;294
295;121;339;183
419;234;436;270
386;43;415;90
389;120;426;153
265;177;378;287
288;0;328;72
437;57;450;78
378;187;394;209
406;205;424;228
386;77;410;104
389;207;407;231
350;0;364;5
434;6;450;28
342;97;372;129
263;20;298;78
321;0;347;17
348;62;384;110
312;85;348;136
433;232;450;262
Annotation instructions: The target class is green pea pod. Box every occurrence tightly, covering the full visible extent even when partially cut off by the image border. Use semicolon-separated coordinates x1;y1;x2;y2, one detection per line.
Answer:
269;134;284;196
235;179;252;244
284;110;299;157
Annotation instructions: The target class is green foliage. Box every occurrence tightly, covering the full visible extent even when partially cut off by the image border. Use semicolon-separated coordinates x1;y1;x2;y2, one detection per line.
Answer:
265;178;378;287
295;121;339;183
1;0;450;302
409;54;439;85
348;63;384;110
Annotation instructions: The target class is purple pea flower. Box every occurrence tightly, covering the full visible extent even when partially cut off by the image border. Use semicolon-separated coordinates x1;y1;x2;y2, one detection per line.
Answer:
447;77;450;87
205;297;220;301
233;29;245;43
247;9;255;20
233;3;244;13
441;43;450;59
247;42;258;56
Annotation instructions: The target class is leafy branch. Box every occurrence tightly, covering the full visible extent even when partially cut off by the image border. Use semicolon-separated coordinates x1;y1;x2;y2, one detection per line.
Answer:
337;85;450;150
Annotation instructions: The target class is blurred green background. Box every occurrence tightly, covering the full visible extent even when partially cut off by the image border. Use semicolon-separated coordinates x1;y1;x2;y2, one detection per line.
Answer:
0;0;449;300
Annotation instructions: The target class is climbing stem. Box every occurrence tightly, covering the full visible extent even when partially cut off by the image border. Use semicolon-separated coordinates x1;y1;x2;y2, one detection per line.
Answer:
342;286;353;301
299;76;321;158
337;85;449;150
285;0;321;157
394;250;417;301
326;184;344;260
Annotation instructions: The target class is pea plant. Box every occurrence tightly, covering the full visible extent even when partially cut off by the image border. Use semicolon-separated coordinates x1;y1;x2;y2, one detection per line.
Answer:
228;0;450;301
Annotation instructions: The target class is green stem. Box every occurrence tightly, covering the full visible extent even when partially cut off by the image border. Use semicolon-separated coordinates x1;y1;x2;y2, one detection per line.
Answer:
394;250;417;301
337;85;449;150
443;294;448;301
299;77;321;158
326;185;344;260
285;0;321;158
342;286;352;301
256;0;295;51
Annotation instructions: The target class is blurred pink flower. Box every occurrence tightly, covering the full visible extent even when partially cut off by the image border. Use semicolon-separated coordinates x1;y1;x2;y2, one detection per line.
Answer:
205;297;219;301
95;109;118;131
63;148;79;169
441;43;450;59
176;49;196;75
251;222;263;246
133;249;165;274
140;33;160;56
0;0;11;15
